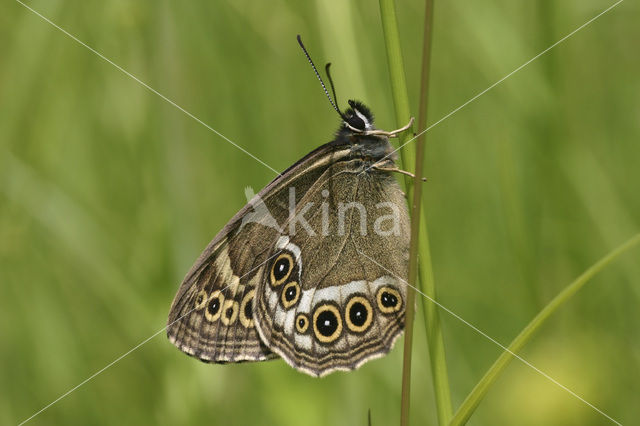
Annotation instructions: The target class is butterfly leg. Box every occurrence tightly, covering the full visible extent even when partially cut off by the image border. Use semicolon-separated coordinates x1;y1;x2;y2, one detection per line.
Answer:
372;163;427;181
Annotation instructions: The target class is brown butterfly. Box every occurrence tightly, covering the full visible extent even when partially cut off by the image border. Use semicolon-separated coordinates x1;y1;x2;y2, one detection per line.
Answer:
167;36;412;377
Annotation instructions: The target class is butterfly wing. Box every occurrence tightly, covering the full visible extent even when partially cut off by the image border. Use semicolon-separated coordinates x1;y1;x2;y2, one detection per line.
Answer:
254;158;410;376
167;234;277;362
167;141;358;363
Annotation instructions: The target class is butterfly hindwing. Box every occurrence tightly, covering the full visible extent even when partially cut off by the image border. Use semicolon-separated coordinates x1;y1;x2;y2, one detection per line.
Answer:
253;158;410;376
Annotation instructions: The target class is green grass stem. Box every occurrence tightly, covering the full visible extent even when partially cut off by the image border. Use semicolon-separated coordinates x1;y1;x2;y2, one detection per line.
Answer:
379;1;452;425
449;233;640;425
416;1;453;424
377;2;417;425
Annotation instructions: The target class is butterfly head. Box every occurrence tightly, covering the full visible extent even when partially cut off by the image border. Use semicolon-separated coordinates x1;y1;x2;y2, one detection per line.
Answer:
341;100;374;133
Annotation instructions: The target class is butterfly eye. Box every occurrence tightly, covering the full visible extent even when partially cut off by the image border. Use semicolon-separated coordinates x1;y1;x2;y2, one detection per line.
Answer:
281;281;301;309
345;100;373;131
345;295;373;333
376;286;402;314
347;115;366;131
312;304;343;343
295;314;309;333
205;290;224;322
270;253;294;287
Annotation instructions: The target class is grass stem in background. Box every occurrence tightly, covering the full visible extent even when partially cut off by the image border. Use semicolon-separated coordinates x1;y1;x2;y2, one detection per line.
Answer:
377;1;417;425
378;0;450;425
416;1;453;424
449;233;640;425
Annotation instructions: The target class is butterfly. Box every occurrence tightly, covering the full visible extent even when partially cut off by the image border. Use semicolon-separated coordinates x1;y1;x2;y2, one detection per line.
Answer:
167;36;413;377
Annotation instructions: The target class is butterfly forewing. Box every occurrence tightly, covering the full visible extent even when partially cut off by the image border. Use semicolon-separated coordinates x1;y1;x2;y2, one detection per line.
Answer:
166;236;276;362
167;143;358;364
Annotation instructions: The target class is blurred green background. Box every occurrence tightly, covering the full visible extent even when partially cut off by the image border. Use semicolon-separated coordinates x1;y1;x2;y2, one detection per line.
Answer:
1;0;639;424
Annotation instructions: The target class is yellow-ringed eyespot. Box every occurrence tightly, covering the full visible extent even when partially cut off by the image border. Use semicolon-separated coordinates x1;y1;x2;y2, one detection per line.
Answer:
295;314;309;333
270;252;294;287
376;286;402;314
220;299;239;325
345;295;373;333
312;303;343;343
205;290;224;322
194;289;208;310
239;289;255;328
280;281;301;309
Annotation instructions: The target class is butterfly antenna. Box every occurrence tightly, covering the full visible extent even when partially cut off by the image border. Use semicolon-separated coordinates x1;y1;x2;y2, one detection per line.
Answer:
324;63;344;117
297;35;344;119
